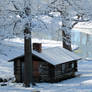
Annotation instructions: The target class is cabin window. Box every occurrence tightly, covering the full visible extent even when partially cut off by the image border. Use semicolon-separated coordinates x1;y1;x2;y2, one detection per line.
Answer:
62;64;65;73
68;62;74;68
22;62;24;81
68;62;72;68
72;63;74;68
39;65;42;73
61;65;62;71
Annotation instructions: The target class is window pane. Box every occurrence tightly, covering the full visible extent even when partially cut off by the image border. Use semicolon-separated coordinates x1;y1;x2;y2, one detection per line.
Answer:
62;64;65;73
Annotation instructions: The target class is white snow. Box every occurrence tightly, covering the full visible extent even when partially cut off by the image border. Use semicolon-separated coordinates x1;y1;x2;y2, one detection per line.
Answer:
0;0;92;91
73;21;92;35
0;38;91;92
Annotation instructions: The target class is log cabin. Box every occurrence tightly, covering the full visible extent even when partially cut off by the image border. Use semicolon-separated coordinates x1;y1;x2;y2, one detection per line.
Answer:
8;43;81;83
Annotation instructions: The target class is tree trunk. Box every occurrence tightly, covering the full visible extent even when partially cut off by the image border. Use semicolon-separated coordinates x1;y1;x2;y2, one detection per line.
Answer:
61;0;72;51
62;28;72;51
24;27;33;87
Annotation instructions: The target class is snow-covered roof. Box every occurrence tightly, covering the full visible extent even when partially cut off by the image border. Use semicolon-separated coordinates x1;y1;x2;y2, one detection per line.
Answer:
33;47;81;65
9;46;81;65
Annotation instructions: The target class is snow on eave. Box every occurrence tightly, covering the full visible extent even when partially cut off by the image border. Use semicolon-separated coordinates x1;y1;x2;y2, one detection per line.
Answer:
8;54;24;62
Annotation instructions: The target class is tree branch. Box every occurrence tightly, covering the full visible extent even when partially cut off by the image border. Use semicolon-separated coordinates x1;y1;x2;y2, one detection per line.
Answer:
11;1;19;10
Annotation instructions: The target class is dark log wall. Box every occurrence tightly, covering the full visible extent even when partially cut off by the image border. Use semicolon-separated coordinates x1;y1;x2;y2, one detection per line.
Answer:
54;61;78;81
55;65;62;79
14;55;78;83
33;55;55;82
14;59;23;82
32;55;49;82
14;55;53;83
39;61;50;82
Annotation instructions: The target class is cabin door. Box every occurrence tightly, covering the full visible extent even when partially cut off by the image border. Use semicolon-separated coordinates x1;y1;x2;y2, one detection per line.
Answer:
33;61;40;81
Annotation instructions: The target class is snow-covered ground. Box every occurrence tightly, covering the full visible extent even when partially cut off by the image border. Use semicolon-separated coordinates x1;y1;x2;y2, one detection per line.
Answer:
0;38;92;92
1;60;92;92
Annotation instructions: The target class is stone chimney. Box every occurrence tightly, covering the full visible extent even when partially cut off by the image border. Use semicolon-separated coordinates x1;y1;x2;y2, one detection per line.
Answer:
33;43;42;53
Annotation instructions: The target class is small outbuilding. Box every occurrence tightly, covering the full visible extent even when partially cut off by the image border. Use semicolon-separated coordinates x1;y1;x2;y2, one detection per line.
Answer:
9;43;81;83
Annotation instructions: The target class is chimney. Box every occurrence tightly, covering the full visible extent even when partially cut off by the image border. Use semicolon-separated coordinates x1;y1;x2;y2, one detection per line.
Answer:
33;43;42;53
